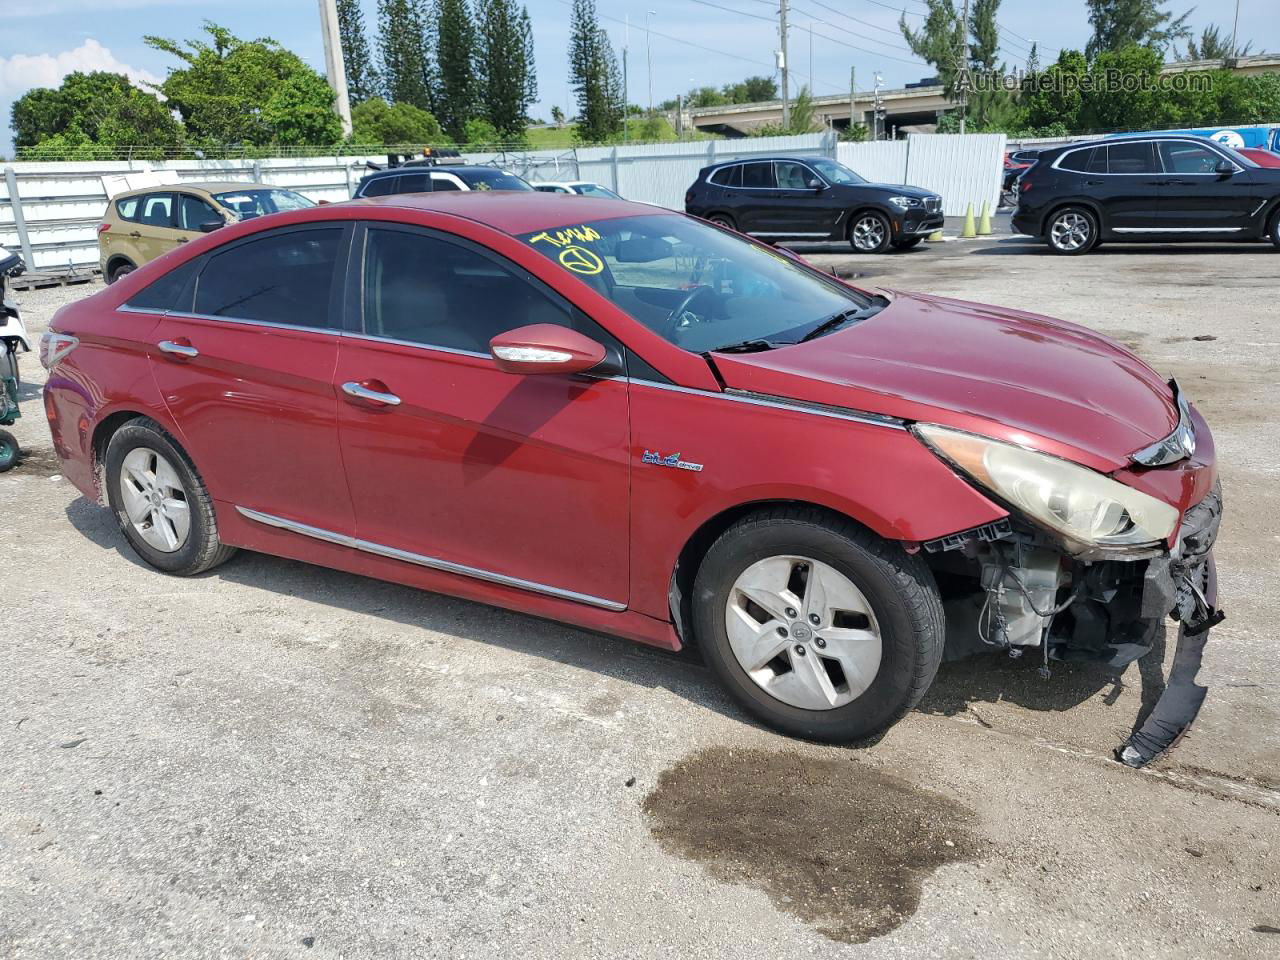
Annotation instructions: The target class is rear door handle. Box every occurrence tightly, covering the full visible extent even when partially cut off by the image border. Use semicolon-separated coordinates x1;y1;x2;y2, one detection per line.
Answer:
158;339;199;359
176;237;189;244
342;381;401;406
129;231;142;238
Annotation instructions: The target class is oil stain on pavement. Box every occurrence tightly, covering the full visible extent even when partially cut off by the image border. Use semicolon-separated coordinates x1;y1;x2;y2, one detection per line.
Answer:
642;747;978;943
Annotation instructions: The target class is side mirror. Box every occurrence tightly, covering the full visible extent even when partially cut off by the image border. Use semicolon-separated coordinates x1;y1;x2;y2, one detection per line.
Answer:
489;323;606;376
1215;159;1236;176
806;177;823;190
198;220;224;233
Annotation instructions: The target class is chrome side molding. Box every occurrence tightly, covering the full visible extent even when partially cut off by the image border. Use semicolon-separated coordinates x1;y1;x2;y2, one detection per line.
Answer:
235;506;627;612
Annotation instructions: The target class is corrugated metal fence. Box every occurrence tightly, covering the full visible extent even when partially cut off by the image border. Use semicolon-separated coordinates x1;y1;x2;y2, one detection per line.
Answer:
3;132;1004;274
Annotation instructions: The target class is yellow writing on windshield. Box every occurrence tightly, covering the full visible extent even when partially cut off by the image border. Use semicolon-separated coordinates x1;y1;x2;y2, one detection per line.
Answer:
528;225;602;248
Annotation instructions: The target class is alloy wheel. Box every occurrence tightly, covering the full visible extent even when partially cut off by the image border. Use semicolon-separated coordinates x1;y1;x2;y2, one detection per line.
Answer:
851;215;887;252
1050;212;1091;251
118;447;191;553
725;555;883;710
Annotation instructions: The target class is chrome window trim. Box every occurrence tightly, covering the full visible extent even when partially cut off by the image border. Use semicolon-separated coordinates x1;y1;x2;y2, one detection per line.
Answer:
340;329;491;359
161;311;336;335
236;506;628;611
1051;137;1246;176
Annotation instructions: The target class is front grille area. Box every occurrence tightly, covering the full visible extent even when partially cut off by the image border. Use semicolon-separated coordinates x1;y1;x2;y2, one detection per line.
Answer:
924;196;942;214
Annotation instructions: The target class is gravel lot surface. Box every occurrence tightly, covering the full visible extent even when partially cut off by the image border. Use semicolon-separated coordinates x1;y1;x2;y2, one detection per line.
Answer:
3;235;1278;959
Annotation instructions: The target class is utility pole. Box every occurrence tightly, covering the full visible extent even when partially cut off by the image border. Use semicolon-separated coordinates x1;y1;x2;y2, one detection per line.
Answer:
849;66;856;137
623;15;630;142
779;0;791;130
1230;0;1241;58
958;0;970;135
646;10;656;114
317;0;352;138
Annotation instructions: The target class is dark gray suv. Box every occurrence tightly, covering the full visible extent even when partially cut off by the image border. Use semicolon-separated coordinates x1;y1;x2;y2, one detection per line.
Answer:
684;156;944;253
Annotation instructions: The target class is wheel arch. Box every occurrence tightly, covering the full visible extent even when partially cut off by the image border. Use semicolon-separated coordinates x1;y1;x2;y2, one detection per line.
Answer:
667;498;886;647
104;255;136;283
844;204;893;236
90;408;189;502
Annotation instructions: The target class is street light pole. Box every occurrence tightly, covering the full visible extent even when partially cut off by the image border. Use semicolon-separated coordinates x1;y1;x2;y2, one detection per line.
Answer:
317;0;352;138
646;10;657;114
779;0;790;130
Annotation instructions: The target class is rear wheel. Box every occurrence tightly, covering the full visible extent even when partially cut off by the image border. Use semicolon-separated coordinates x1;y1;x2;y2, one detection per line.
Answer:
104;418;236;576
0;429;18;472
692;507;945;742
707;213;737;230
1046;207;1099;255
107;261;135;284
849;211;893;254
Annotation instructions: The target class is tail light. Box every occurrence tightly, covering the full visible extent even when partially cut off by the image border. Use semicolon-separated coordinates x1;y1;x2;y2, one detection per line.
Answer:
39;332;79;370
685;190;694;205
1019;178;1033;194
97;223;111;234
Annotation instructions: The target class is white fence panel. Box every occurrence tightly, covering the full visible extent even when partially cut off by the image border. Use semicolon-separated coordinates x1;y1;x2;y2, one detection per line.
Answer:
836;141;911;187
904;133;1005;216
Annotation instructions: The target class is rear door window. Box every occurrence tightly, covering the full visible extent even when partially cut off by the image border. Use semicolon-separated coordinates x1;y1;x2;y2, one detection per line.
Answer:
741;162;776;189
1107;141;1159;174
397;172;432;194
194;227;343;327
139;193;175;228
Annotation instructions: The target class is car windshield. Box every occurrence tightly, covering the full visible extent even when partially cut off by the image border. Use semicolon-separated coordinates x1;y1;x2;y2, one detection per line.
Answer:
213;188;314;219
572;183;620;199
809;159;866;185
518;214;873;353
455;168;533;191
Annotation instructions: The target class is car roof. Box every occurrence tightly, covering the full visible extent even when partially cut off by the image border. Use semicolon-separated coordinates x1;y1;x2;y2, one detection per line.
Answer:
707;155;821;169
350;191;667;235
114;181;281;198
1047;134;1230;155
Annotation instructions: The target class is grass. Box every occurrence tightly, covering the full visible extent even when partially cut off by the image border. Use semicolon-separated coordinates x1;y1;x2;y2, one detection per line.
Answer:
525;115;711;150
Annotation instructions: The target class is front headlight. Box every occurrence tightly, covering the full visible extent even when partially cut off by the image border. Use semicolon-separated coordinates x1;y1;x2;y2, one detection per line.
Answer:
914;424;1180;551
888;196;922;209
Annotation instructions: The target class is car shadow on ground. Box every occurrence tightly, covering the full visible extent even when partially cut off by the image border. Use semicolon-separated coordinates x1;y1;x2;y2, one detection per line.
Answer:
63;494;1166;751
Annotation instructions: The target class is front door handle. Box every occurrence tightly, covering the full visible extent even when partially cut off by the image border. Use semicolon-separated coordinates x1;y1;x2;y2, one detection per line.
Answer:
176;237;189;244
129;231;142;238
157;339;199;359
342;381;401;406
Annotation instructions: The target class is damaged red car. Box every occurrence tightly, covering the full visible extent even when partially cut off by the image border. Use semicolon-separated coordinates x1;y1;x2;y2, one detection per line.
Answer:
40;193;1222;766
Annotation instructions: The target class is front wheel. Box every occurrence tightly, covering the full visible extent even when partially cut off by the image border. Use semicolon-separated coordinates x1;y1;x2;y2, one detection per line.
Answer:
849;211;893;254
692;507;945;742
1046;207;1099;255
104;417;236;576
1268;210;1280;249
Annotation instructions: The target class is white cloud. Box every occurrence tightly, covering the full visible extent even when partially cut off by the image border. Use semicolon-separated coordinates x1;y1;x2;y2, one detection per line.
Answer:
0;39;161;99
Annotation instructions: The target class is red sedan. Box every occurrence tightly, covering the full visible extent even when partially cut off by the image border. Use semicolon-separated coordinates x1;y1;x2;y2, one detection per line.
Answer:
39;193;1222;764
1238;147;1280;168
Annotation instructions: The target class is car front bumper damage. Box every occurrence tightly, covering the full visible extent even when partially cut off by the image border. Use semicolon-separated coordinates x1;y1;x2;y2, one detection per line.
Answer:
927;483;1224;768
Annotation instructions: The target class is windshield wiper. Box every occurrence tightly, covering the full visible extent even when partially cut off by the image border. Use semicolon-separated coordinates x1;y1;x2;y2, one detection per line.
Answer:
712;338;783;353
797;306;872;344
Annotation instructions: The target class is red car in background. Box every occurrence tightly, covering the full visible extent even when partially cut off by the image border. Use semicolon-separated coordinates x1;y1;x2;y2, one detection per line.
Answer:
1237;147;1280;168
40;192;1221;766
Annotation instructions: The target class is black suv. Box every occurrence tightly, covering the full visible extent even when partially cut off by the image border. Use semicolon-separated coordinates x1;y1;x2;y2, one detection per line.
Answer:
354;165;533;198
684;156;944;253
1013;134;1280;255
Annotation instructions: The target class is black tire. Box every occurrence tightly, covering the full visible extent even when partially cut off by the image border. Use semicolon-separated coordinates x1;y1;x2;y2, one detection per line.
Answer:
692;507;945;742
104;417;236;576
1268;209;1280;249
892;236;924;250
707;213;737;230
849;210;893;254
0;429;18;472
1045;206;1099;255
107;261;135;284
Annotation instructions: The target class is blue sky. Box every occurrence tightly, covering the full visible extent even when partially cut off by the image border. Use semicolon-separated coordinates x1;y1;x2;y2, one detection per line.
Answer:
2;0;1275;155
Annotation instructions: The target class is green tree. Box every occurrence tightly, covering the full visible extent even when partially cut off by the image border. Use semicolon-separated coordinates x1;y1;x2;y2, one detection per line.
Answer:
568;0;624;142
262;69;344;144
146;21;339;146
722;75;776;103
550;105;565;125
337;0;380;102
11;71;181;153
1180;23;1253;61
1085;0;1191;58
351;97;443;144
1023;49;1088;130
432;0;478;142
462;117;501;150
477;0;537;141
900;1;966;97
378;0;431;110
686;86;729;108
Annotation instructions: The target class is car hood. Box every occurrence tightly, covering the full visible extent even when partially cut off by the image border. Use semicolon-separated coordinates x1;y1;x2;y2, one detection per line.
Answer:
710;290;1179;472
840;183;937;199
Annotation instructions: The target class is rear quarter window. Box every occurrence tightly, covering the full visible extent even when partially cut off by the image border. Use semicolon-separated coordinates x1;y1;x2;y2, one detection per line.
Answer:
709;165;742;188
124;259;201;313
116;196;141;222
359;175;398;198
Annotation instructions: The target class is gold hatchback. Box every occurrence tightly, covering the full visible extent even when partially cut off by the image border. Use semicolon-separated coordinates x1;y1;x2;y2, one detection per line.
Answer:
98;182;315;283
